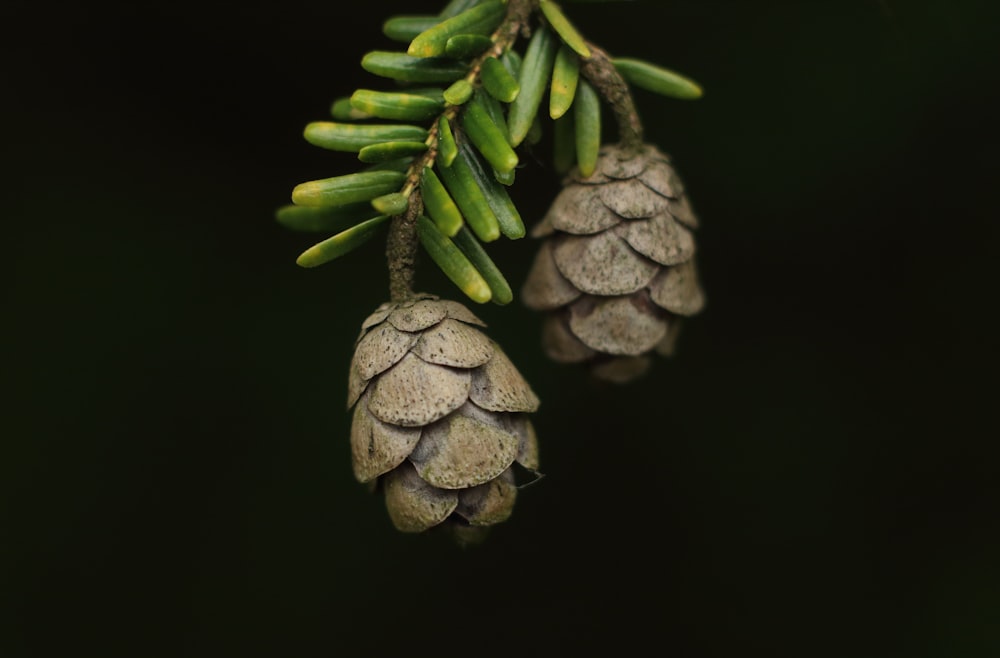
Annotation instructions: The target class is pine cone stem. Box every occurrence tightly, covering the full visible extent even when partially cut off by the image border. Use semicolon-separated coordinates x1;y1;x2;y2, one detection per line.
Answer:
580;43;644;150
386;190;422;302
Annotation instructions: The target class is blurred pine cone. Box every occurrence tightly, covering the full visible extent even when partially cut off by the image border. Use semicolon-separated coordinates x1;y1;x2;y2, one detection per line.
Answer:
522;143;706;383
347;294;541;542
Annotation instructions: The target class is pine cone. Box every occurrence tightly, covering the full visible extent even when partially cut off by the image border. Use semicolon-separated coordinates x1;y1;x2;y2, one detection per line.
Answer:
522;143;706;384
347;294;541;541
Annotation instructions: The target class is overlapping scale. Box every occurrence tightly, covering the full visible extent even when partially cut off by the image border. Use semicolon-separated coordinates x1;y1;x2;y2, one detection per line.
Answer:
552;231;659;295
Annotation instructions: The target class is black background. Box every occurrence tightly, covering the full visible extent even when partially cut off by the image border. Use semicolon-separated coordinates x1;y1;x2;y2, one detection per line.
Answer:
4;1;999;656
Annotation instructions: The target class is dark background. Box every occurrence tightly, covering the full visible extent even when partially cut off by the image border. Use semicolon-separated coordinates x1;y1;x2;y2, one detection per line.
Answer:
4;0;999;656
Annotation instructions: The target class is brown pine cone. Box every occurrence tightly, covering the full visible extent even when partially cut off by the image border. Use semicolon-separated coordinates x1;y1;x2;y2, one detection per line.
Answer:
347;294;541;541
522;143;706;383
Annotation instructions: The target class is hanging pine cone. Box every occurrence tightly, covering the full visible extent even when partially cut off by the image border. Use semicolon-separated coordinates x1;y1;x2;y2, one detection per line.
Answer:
521;143;706;384
347;294;541;542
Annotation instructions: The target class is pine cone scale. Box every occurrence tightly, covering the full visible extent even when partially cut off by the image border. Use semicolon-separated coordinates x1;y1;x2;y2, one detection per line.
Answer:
649;260;706;316
568;294;669;355
596;178;669;218
350;393;422;483
468;348;540;412
411;318;494;368
547;184;623;234
552;232;659;295
455;471;517;526
520;241;582;310
637;161;684;199
360;304;394;332
666;196;698;228
613;214;696;266
384;463;459;533
353;321;419;380
367;353;471;427
386;299;449;332
596;151;647;179
409;403;521;489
